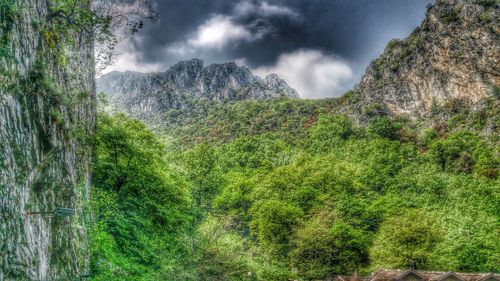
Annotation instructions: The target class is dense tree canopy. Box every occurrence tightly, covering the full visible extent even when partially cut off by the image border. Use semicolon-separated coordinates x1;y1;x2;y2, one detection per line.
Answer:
90;96;499;280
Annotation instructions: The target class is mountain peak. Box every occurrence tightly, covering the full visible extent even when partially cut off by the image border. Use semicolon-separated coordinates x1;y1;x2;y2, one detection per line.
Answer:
347;0;499;118
97;59;299;118
168;58;204;72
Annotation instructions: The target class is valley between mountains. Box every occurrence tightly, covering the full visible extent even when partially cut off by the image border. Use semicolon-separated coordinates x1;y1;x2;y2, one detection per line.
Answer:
90;1;499;280
0;0;498;280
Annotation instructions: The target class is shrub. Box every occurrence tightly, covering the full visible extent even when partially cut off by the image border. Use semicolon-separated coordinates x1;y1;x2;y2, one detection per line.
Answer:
0;0;18;61
429;131;498;177
250;200;303;257
363;103;387;117
477;0;499;7
387;39;400;51
370;210;443;270
91;113;193;280
311;114;353;141
420;128;438;147
367;117;402;140
441;7;461;23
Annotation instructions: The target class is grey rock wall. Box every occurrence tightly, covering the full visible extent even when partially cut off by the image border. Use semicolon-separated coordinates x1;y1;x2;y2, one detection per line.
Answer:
0;0;95;280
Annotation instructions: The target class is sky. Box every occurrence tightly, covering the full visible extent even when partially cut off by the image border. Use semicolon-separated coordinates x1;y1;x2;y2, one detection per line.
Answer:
104;0;434;99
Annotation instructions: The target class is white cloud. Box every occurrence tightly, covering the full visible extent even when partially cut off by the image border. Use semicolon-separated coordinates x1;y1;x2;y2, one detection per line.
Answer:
260;2;299;18
235;1;300;19
234;58;248;66
254;49;353;99
99;47;163;75
189;15;254;49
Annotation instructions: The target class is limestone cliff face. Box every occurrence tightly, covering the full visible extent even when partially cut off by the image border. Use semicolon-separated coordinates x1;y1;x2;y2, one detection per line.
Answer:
349;0;499;118
97;59;299;119
0;0;95;280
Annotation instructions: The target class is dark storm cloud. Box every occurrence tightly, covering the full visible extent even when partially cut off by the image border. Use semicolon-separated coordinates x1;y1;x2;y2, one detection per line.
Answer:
128;0;235;63
107;0;434;98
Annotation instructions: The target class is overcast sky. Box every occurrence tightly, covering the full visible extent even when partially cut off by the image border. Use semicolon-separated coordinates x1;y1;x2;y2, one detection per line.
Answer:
105;0;434;98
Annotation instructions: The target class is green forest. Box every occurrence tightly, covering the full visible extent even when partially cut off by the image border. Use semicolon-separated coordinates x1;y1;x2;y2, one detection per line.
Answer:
90;96;499;280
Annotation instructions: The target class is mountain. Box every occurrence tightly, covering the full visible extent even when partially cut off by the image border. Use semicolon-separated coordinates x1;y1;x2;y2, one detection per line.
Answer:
88;1;500;280
97;59;299;119
347;0;499;118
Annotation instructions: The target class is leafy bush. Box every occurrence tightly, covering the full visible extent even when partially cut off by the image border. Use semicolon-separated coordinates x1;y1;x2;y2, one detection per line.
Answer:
441;7;461;23
429;131;498;178
250;200;303;257
368;117;402;140
292;217;368;279
311;114;353;141
0;0;17;61
370;210;443;270
477;0;499;7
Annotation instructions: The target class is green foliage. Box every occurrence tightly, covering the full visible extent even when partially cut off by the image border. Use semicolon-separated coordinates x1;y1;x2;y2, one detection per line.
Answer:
431;176;500;272
157;98;337;145
340;90;361;104
184;143;224;211
172;210;297;280
372;57;386;79
0;0;17;61
362;102;387;117
493;86;500;98
387;39;400;50
188;216;258;281
213;176;254;232
441;7;461;23
429;131;498;178
479;9;494;23
91;113;193;280
419;128;438;147
383;34;423;72
368;117;402;140
91;97;500;279
292;217;368;280
309;114;353;152
47;0;117;47
370;210;443;270
477;0;500;7
218;136;293;170
311;114;353;141
250;200;303;257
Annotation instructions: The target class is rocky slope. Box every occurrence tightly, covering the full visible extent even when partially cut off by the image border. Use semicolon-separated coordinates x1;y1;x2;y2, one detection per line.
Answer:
97;59;299;119
348;0;499;118
0;1;95;280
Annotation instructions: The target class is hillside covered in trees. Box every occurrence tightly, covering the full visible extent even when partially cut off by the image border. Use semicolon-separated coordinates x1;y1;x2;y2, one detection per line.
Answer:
88;0;499;280
90;93;499;280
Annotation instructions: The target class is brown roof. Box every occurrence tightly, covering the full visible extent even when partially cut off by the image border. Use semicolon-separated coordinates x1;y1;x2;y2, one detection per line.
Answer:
333;275;365;281
337;270;500;281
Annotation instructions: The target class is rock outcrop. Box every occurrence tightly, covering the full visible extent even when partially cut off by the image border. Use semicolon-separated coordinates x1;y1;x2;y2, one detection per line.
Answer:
97;59;299;119
349;0;499;118
0;1;95;280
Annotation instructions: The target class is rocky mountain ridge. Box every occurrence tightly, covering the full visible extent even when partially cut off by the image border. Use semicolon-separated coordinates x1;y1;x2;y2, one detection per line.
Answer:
97;59;299;119
348;0;499;118
98;0;499;127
